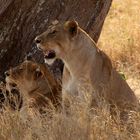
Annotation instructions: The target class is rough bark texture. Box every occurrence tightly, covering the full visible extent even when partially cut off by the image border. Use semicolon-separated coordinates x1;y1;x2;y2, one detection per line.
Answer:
0;0;112;81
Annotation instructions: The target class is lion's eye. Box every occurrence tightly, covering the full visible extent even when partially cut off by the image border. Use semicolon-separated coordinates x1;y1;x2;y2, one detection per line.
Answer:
50;30;57;35
52;30;57;34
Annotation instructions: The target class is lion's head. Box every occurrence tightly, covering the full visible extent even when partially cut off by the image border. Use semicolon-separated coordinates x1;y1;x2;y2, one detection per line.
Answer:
35;20;79;64
5;60;61;110
5;61;45;92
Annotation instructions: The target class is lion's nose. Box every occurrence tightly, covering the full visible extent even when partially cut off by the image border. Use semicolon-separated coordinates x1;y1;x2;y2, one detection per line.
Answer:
5;71;10;76
35;37;41;44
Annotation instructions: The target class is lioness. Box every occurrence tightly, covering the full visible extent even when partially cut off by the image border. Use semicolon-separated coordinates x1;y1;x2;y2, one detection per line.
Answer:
5;60;61;113
35;20;138;113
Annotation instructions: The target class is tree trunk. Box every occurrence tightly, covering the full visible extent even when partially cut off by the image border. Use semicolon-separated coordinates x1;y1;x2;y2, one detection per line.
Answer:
0;0;112;80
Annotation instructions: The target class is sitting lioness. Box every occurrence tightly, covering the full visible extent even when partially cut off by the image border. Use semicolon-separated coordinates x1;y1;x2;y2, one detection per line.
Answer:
35;20;138;113
5;60;61;113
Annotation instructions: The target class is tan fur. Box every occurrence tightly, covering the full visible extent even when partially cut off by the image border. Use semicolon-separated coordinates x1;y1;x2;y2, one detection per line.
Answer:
5;61;61;113
35;20;138;112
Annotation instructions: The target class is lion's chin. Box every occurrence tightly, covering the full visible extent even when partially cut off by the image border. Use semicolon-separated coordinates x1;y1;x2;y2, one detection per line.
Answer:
44;50;56;65
44;58;56;65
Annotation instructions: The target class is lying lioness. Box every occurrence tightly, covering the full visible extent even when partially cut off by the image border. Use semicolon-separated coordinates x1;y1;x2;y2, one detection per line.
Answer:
5;60;61;113
35;20;138;113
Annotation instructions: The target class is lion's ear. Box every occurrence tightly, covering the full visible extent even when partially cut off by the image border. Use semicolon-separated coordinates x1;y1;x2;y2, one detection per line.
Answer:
64;20;78;37
34;67;43;79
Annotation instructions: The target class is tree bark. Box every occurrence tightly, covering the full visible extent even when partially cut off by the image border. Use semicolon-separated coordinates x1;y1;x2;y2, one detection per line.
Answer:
0;0;112;80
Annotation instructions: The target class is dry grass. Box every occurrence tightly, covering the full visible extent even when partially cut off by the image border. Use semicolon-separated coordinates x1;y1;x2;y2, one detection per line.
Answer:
1;0;140;139
98;0;140;80
1;98;140;140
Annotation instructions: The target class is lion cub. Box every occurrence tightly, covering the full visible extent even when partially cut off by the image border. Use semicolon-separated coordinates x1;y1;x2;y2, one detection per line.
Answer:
35;20;138;113
5;60;61;113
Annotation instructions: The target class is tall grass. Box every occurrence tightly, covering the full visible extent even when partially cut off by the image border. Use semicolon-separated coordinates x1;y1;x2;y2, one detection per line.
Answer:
1;98;140;140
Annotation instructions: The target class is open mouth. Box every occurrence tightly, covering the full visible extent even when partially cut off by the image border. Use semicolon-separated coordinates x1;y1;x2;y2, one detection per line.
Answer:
44;50;56;59
44;50;56;65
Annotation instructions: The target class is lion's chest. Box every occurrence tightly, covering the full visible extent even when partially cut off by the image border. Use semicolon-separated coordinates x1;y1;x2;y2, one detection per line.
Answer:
62;66;92;102
63;77;78;96
62;75;92;99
